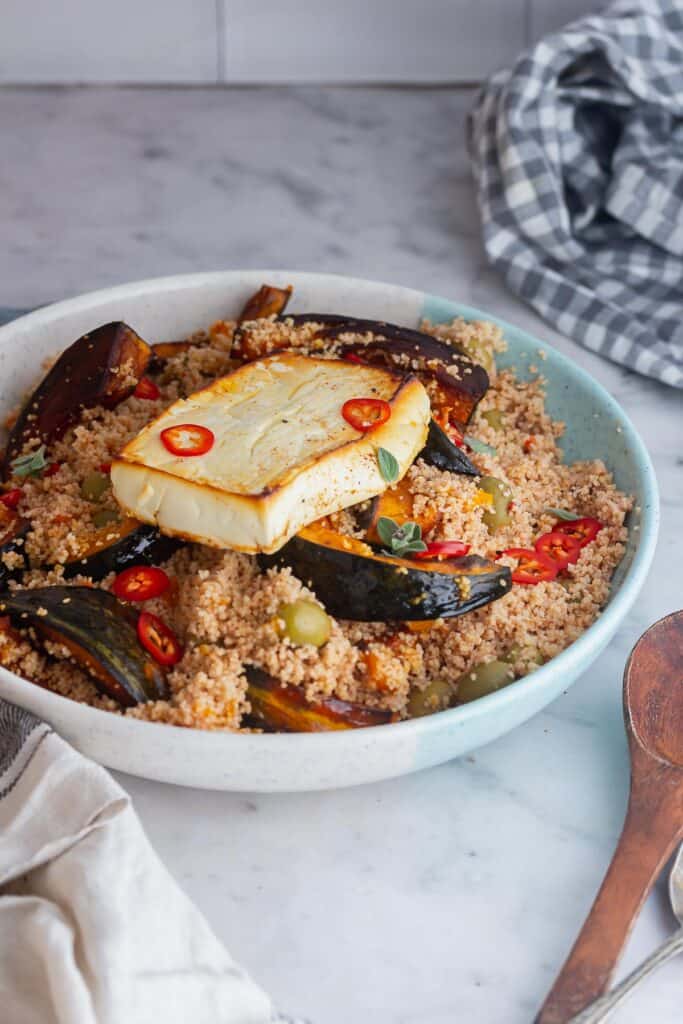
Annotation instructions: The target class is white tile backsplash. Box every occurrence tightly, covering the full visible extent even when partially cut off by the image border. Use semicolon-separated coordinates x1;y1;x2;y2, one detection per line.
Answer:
0;1;610;85
529;0;608;40
0;0;217;83
222;0;526;83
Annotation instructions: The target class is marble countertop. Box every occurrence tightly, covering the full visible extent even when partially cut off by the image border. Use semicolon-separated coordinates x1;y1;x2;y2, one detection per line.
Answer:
1;86;681;1024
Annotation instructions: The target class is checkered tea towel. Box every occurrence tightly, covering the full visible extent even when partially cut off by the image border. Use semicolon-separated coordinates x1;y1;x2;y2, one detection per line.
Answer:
0;697;306;1024
469;0;683;388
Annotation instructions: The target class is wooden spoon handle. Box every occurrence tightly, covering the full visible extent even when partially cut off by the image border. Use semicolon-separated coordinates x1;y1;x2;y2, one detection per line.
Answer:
565;927;683;1024
536;767;683;1024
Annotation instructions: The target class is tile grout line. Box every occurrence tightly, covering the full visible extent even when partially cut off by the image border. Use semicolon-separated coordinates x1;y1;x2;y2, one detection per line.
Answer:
0;81;484;91
524;0;533;47
215;0;226;83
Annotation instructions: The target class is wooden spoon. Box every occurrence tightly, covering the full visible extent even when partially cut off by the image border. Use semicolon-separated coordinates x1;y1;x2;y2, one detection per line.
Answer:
536;610;683;1024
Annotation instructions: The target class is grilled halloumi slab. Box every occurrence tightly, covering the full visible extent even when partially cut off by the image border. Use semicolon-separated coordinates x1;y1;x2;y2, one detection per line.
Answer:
111;353;430;553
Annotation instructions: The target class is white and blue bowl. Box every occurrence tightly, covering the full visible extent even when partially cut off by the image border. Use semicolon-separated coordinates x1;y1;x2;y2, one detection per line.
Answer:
0;271;659;791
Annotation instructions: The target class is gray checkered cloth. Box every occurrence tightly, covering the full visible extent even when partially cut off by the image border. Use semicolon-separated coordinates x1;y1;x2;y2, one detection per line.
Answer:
469;0;683;388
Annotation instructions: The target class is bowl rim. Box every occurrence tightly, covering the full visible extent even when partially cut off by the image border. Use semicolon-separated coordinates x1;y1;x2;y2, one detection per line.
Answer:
0;269;660;753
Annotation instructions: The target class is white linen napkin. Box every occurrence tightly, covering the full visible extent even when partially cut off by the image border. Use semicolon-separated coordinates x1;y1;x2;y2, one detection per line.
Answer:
0;697;302;1024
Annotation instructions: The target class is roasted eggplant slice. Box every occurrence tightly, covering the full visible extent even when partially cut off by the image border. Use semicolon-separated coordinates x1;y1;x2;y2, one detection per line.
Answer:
2;322;151;478
245;666;394;731
419;419;479;476
238;283;293;323
262;523;511;621
152;284;294;370
233;284;294;359
280;314;489;426
147;339;197;373
0;586;168;706
151;340;194;361
1;513;180;587
235;311;488;433
62;517;181;581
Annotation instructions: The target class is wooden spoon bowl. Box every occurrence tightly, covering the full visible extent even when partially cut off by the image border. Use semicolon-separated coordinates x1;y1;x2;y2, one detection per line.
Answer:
627;614;683;767
537;610;683;1024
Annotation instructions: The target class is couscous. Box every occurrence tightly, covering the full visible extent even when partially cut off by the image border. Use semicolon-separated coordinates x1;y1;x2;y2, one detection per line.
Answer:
0;285;631;732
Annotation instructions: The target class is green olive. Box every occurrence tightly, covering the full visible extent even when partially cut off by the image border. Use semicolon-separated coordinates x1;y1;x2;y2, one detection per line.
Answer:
456;659;515;704
80;471;110;503
479;476;512;532
407;679;455;718
459;336;495;376
91;508;120;528
482;409;506;431
504;643;543;667
277;600;331;648
504;643;521;662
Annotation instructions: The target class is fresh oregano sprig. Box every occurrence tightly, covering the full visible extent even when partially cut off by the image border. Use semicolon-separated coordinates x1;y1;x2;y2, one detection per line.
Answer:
10;444;48;479
376;516;427;558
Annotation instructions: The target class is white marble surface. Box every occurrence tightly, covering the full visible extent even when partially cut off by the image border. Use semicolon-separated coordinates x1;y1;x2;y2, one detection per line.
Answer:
1;86;681;1023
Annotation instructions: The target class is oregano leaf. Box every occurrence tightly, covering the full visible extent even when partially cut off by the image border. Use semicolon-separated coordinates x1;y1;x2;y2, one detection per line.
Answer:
543;507;578;521
463;435;498;457
400;540;428;554
377;447;399;483
376;516;399;546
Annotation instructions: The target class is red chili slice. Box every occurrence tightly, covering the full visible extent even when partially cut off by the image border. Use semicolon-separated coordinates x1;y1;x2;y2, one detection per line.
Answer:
0;488;24;510
341;397;392;432
343;352;366;365
99;462;112;474
500;547;558;584
160;424;214;457
535;531;582;570
413;540;471;560
113;565;170;602
553;517;604;548
137;611;183;666
446;422;465;447
434;412;465;447
44;462;61;477
134;376;160;400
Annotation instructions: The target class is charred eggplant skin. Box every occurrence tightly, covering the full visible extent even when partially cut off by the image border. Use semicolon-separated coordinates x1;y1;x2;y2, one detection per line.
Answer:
0;586;168;706
0;516;179;588
2;322;151;479
419;419;479;477
245;666;394;731
261;525;511;622
62;518;181;581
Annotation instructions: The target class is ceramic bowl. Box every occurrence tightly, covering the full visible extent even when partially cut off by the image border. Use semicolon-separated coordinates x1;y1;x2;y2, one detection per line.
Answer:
0;271;659;791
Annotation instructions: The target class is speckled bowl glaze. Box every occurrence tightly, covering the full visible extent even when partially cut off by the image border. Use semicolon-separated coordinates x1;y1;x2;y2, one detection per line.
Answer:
0;272;659;791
